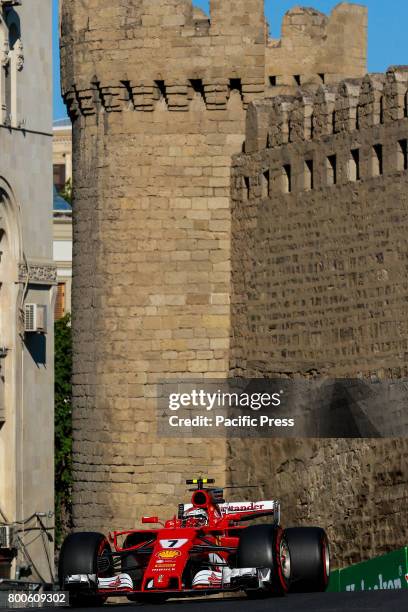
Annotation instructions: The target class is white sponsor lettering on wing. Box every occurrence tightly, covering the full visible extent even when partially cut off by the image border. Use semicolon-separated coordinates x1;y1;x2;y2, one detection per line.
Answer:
181;500;277;515
219;501;276;513
98;573;133;590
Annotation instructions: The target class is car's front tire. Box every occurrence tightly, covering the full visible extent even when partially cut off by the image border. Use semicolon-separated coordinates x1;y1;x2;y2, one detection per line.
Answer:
283;527;330;593
236;524;290;598
58;532;112;607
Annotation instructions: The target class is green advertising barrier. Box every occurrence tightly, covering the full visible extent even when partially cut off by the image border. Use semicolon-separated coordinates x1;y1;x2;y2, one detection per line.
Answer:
326;569;341;593
326;547;408;592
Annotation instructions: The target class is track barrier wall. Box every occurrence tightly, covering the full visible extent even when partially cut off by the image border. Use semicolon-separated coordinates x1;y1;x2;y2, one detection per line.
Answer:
327;547;408;592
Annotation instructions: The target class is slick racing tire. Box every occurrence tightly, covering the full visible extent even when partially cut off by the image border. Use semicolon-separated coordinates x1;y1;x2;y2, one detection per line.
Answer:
58;532;113;607
237;524;291;598
283;527;330;593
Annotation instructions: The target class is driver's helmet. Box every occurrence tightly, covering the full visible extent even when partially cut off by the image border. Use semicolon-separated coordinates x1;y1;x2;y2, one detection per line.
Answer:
183;508;208;527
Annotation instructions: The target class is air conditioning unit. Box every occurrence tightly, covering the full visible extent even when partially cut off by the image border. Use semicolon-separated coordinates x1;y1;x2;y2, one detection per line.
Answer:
24;304;47;334
0;526;14;549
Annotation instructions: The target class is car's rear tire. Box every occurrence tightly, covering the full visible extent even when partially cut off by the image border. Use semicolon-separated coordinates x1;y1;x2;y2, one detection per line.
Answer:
283;527;330;593
58;532;112;607
237;524;290;598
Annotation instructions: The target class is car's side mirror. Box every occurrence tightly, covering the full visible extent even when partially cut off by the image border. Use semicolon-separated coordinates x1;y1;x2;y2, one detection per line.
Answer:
142;516;159;524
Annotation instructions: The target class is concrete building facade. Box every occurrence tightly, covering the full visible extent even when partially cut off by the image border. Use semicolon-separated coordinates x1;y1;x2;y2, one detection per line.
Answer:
0;0;54;583
53;187;72;320
53;119;73;319
58;0;408;566
53;118;72;192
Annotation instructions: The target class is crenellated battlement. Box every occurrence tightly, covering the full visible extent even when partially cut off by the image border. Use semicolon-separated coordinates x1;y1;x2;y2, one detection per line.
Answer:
266;3;367;90
60;0;266;112
244;67;408;154
60;1;367;121
63;77;267;119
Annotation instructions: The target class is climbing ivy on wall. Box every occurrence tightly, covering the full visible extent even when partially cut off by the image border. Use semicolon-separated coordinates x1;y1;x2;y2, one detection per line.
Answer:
54;314;73;547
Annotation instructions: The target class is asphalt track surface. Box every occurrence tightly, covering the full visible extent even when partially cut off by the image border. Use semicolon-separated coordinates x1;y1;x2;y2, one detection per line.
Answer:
8;590;408;612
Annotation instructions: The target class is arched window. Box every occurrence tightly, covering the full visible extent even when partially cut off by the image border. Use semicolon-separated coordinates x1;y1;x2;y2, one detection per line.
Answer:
0;179;22;425
4;29;11;119
0;182;22;319
0;17;9;124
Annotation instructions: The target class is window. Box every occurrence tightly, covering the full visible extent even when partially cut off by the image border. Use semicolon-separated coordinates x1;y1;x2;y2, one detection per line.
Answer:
2;18;23;127
348;149;360;181
397;139;408;171
304;159;314;191
379;96;384;125
4;61;10;123
282;164;292;193
261;170;270;198
269;76;277;87
55;283;66;320
326;155;337;186
53;164;66;192
371;144;383;177
318;73;325;84
6;25;19;121
294;75;301;87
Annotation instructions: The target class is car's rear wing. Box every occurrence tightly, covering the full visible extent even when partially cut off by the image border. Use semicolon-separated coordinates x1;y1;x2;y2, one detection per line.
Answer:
182;500;281;525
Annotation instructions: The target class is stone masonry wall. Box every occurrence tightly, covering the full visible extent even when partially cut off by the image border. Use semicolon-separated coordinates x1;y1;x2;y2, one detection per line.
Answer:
60;0;368;540
230;67;408;566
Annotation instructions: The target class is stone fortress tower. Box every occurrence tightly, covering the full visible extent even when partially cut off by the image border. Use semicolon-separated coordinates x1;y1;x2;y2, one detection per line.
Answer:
58;0;408;567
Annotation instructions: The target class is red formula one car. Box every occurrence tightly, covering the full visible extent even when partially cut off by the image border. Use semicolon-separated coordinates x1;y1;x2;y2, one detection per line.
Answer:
59;478;330;605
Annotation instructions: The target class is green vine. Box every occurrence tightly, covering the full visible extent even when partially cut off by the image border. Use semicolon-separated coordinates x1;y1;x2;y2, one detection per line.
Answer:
59;178;72;205
54;314;73;547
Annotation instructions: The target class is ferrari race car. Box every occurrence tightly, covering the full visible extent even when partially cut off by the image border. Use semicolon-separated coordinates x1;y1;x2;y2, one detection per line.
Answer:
59;478;330;605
